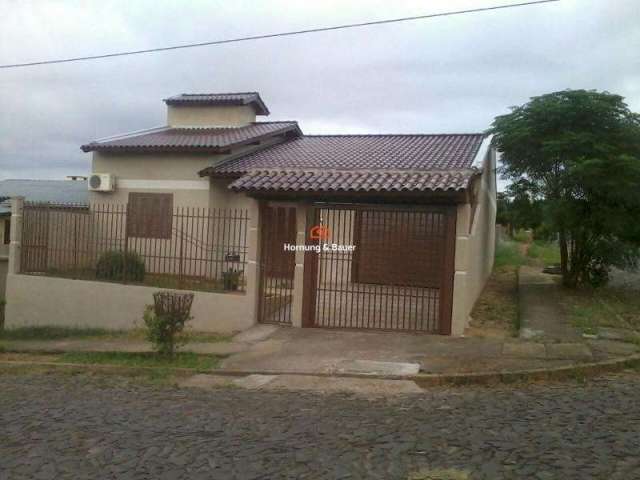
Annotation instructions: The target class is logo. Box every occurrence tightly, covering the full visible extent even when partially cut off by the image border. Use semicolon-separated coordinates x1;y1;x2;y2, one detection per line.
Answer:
309;225;330;240
283;224;355;253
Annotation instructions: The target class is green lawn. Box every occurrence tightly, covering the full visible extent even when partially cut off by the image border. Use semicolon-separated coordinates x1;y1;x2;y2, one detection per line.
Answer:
0;326;231;343
527;241;561;266
0;326;124;341
561;287;640;337
58;351;221;370
469;241;525;337
494;241;527;269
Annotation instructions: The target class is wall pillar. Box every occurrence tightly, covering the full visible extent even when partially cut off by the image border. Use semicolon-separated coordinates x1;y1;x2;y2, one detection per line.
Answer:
244;198;260;326
8;196;24;275
290;203;310;328
451;202;471;336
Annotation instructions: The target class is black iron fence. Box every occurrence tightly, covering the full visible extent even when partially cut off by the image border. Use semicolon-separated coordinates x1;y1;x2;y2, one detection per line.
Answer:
20;202;249;293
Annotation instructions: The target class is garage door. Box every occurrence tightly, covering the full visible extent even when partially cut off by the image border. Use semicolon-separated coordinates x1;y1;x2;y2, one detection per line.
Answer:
302;204;456;334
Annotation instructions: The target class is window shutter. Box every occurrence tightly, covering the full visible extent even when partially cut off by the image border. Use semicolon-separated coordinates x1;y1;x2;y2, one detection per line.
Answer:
127;193;173;239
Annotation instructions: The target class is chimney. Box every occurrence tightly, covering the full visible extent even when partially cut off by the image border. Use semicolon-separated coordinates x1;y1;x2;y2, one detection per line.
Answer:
164;92;269;127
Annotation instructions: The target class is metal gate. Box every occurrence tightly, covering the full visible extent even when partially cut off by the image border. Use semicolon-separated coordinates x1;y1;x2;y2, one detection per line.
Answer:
257;203;297;325
302;204;456;334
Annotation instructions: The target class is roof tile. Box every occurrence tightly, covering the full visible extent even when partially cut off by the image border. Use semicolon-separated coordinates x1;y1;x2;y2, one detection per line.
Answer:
163;92;269;115
81;122;299;152
229;169;478;193
213;134;485;174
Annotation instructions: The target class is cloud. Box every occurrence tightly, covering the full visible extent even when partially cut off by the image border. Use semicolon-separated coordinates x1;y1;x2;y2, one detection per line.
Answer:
1;0;638;181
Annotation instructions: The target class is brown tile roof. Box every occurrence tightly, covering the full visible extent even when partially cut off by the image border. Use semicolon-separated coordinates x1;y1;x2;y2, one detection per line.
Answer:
228;169;478;193
81;122;300;153
212;134;486;174
208;133;486;193
164;92;269;115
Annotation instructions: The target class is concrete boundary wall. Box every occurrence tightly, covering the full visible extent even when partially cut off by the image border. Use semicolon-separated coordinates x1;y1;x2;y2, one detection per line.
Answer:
4;274;255;333
450;147;497;335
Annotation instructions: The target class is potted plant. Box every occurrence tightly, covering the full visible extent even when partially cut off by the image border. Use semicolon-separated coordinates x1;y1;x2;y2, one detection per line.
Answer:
222;269;242;291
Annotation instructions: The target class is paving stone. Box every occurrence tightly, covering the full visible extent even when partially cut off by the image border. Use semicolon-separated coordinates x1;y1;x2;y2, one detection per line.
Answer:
502;342;546;358
232;374;277;389
545;343;593;360
2;371;640;479
335;359;420;376
265;375;424;394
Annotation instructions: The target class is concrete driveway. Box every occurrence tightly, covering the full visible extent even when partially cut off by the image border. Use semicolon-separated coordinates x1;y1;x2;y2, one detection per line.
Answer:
221;325;592;375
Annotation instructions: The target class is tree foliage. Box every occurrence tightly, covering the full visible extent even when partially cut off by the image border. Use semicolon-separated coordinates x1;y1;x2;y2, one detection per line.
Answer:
496;179;545;234
491;89;640;287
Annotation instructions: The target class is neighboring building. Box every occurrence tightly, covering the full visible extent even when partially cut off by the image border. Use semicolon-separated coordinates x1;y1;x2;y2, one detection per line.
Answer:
5;92;496;336
0;179;88;298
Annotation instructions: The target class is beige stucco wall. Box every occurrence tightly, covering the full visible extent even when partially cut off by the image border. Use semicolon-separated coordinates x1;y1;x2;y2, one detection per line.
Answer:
5;192;261;333
167;105;256;127
93;152;213;181
450;147;497;335
89;140;282;208
4;274;254;333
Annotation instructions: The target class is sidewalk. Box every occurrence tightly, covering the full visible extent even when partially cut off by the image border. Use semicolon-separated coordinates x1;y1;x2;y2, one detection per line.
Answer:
3;278;638;377
518;266;581;341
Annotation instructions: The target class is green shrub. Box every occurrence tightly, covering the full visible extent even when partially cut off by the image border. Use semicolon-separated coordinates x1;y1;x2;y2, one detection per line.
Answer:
96;250;145;282
143;291;194;356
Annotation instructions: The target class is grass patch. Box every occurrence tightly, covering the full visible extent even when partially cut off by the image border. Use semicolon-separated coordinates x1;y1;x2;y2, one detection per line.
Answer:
0;326;125;341
561;287;640;335
184;331;232;343
0;326;231;344
469;266;520;337
494;241;527;269
58;351;221;370
511;229;531;243
469;240;531;337
527;241;561;266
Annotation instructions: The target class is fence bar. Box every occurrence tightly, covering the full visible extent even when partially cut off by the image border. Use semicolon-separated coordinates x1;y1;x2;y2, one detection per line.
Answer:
19;202;249;294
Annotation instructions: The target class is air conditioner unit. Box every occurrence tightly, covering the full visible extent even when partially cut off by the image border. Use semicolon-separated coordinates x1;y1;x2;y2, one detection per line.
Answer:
88;173;115;192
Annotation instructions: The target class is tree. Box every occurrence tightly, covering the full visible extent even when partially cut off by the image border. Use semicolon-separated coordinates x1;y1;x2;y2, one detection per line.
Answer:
497;179;545;235
491;89;640;287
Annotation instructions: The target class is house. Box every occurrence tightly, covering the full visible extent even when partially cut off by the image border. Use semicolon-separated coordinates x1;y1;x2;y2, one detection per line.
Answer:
5;92;496;336
0;179;88;299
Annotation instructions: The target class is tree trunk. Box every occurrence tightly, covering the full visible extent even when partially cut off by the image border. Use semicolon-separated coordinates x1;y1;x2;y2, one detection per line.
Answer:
559;228;572;287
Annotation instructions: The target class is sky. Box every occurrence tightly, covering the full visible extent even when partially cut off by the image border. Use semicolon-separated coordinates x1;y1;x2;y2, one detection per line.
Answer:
0;0;639;184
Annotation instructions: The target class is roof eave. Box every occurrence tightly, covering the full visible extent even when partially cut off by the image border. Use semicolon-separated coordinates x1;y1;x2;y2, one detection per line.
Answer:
82;123;300;154
163;95;270;115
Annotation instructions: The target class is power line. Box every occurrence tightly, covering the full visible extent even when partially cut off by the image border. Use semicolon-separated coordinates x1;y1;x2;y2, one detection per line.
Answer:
0;0;559;70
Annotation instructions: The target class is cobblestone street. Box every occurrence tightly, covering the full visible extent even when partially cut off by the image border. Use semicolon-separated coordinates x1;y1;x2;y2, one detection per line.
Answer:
1;371;639;479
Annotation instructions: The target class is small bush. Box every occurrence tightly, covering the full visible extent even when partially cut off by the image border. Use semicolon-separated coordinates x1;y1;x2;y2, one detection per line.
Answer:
96;250;145;282
143;291;194;356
